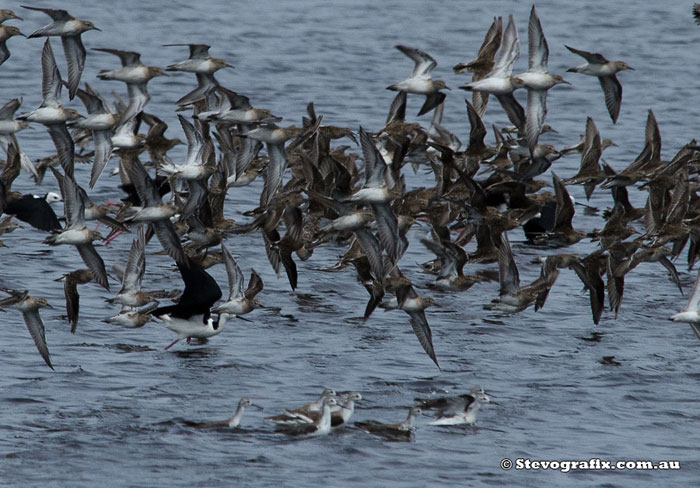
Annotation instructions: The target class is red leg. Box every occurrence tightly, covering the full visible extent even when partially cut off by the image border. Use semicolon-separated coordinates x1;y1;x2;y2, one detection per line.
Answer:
104;230;123;246
164;338;181;350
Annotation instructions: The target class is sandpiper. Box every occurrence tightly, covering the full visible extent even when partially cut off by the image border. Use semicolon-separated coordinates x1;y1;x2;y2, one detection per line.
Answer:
17;40;81;178
212;243;263;316
55;268;92;333
512;6;568;153
0;10;22;24
460;15;525;133
0;24;24;66
0;288;53;369
387;45;448;116
44;168;110;290
94;48;166;125
565;45;633;123
22;5;99;99
164;43;232;107
122;157;185;264
108;225;155;308
73;84;118;188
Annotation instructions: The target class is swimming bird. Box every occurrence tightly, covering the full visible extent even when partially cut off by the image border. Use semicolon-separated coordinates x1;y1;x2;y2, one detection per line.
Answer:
460;15;525;133
0;288;53;369
94;48;166;126
387;45;448;116
22;5;99;99
670;267;700;341
17;40;80;178
54;268;92;333
183;398;261;429
265;388;336;425
355;406;422;440
0;24;25;66
565;45;633;123
44;168;110;290
278;397;339;436
513;6;569;152
212;243;263;316
152;257;226;350
272;392;360;428
420;387;491;426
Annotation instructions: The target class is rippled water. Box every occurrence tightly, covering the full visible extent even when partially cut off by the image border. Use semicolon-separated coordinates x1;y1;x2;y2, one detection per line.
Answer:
1;1;699;486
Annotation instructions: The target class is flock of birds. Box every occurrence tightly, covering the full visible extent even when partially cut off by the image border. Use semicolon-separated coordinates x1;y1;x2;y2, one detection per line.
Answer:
2;4;700;434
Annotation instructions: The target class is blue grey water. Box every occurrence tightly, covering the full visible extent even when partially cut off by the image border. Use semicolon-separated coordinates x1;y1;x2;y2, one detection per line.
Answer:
0;0;698;486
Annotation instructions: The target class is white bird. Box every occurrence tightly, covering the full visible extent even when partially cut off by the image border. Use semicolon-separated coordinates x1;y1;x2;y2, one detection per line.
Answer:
670;268;700;341
460;15;525;132
512;6;569;153
387;45;448;116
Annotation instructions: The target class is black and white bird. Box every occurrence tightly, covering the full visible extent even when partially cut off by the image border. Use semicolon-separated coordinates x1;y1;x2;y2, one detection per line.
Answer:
152;257;227;350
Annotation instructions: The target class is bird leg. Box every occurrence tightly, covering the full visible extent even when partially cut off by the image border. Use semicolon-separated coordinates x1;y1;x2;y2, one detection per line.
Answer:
164;338;181;350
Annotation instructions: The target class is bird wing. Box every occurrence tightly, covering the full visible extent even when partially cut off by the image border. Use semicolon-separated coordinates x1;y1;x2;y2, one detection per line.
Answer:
395;45;437;76
498;232;520;295
93;48;142;67
245;269;264;300
358;127;387;189
40;39;62;106
76;243;109;290
61;35;86;100
407;311;440;369
221;243;244;300
22;5;73;21
492;15;519;76
527;6;549;72
22;309;53;369
598;75;623;124
564;45;608;64
47;123;75;179
525;88;547;153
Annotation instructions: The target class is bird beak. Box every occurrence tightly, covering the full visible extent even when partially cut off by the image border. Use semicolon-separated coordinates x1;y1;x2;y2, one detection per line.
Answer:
250;403;264;411
93;26;102;31
18;31;27;37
